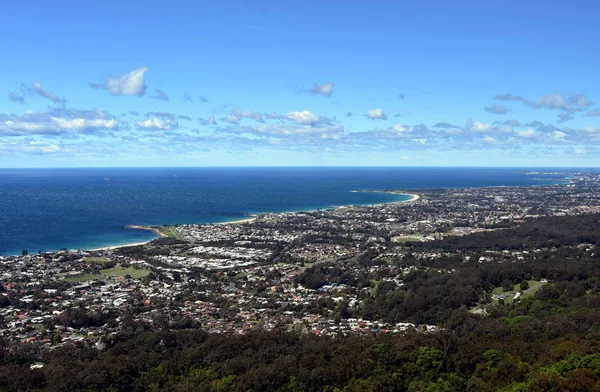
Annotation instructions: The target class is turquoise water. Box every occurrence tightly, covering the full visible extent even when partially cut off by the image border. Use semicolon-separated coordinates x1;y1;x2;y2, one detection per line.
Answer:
0;167;570;255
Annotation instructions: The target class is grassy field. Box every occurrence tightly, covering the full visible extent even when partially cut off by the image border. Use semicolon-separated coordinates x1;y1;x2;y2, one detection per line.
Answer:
156;226;183;240
393;236;423;244
491;279;547;303
101;266;150;279
63;266;150;282
64;274;99;282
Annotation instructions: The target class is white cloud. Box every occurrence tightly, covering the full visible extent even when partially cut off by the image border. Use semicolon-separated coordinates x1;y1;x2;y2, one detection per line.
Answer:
91;67;149;96
0;142;65;155
310;82;334;97
135;117;178;130
0;109;118;136
51;117;117;130
393;124;410;133
517;129;537;138
286;110;320;125
221;109;264;125
366;108;388;120
469;121;492;132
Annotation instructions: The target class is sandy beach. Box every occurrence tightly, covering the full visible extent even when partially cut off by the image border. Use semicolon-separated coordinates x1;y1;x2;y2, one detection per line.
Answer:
90;241;155;251
214;215;257;225
125;225;168;237
349;190;420;207
89;225;167;251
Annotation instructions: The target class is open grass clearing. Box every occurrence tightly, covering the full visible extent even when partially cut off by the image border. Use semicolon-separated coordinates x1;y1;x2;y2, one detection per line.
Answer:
101;266;150;278
64;274;99;282
156;226;183;240
393;236;423;244
489;279;547;304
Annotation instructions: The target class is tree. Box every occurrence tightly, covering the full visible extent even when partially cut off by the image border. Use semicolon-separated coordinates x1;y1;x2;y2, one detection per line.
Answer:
519;280;529;291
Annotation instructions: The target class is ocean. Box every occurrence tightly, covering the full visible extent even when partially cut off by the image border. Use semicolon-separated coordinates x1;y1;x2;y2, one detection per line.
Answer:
0;167;572;255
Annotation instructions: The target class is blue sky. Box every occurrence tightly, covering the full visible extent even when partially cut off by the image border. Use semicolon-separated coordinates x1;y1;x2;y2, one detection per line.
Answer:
1;0;599;167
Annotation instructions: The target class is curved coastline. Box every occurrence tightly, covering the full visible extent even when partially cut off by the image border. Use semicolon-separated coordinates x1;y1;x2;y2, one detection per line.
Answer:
88;192;419;252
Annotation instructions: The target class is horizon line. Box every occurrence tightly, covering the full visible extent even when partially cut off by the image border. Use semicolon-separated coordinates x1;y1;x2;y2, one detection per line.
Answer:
1;165;599;170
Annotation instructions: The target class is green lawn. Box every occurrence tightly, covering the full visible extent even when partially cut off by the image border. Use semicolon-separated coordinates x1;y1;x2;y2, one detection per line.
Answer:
100;266;150;278
520;280;547;298
64;274;99;282
393;236;423;244
63;266;150;282
156;226;183;240
490;279;546;303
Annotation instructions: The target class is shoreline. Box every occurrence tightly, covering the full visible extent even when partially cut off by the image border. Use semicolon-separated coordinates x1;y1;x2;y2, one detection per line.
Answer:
214;215;257;225
87;192;418;252
349;190;420;206
1;171;574;256
89;225;168;252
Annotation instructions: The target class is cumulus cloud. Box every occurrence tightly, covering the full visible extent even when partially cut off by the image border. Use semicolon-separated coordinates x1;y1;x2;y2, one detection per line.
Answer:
135;117;178;131
310;82;334;97
484;104;508;115
151;89;169;101
517;129;538;138
0;109;118;136
221;109;264;125
467;120;492;132
393;124;411;133
90;67;149;96
366;108;388;120
286;110;321;125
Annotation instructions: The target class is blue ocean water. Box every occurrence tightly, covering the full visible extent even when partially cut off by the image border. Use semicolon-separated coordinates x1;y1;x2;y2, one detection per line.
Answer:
0;167;571;255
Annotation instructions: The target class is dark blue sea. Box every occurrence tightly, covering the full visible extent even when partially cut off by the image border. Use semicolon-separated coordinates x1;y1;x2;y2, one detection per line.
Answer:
0;167;573;255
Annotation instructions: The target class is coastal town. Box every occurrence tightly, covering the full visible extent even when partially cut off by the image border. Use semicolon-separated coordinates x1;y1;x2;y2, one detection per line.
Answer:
1;170;599;349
